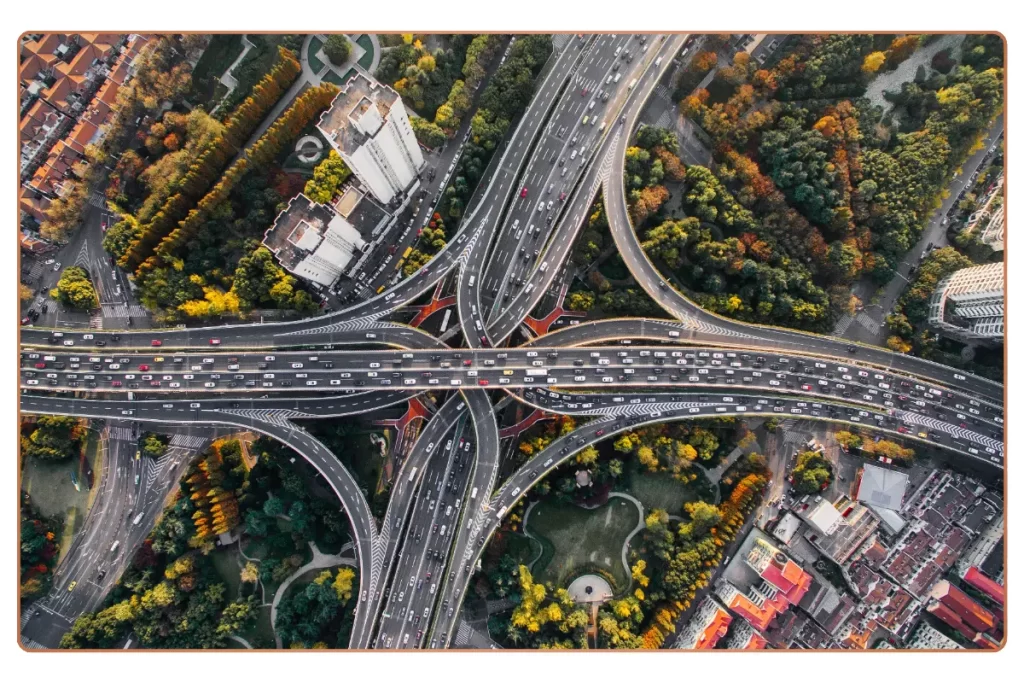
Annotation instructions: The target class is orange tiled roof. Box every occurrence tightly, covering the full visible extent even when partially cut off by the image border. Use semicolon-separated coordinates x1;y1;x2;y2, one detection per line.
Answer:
933;581;996;634
963;567;1005;606
695;608;732;649
19;187;51;222
56;43;104;77
66;120;99;154
23;34;65;58
19;54;47;82
96;78;120;105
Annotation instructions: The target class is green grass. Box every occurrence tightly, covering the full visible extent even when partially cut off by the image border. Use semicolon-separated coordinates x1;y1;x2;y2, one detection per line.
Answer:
22;427;101;562
623;468;707;516
210;544;243;599
526;498;639;590
504;532;543;569
356;35;375;70
308;37;325;74
190;34;245;107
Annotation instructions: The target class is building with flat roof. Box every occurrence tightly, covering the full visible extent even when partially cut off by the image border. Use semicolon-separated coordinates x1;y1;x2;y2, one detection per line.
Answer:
796;496;879;566
724;621;768;649
856;464;909;511
927;262;1004;342
905;622;963;650
263;194;367;288
673;596;731;649
317;72;424;206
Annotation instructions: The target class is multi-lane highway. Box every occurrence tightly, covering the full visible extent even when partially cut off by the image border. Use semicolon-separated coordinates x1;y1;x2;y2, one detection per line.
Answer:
19;33;1004;651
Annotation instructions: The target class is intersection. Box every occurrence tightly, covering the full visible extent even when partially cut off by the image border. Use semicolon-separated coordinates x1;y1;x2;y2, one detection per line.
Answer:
19;33;1004;650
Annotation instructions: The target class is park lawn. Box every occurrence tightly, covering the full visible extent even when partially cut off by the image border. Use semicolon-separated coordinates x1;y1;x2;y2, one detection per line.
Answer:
526;498;639;590
308;37;325;74
356;35;375;70
210;544;244;599
22;427;101;563
190;34;245;106
237;604;275;648
504;531;543;570
623;467;707;516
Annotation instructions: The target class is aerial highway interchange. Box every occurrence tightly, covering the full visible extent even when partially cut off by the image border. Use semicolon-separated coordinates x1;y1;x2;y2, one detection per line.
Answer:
19;33;1004;650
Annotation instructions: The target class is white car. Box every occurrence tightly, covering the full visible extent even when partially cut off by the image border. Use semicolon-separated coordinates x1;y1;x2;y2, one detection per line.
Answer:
63;340;74;346
169;382;181;388
204;382;216;388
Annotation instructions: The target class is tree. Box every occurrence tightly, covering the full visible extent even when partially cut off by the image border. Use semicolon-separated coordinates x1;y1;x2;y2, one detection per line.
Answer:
790;450;832;494
566;291;595;312
21;416;82;460
19;283;34;304
835;431;863;451
303;151;351;203
323;35;351;66
862;51;886;73
50;266;98;310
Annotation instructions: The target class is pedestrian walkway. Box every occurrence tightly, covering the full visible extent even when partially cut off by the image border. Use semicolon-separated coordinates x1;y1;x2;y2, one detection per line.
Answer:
109;426;134;442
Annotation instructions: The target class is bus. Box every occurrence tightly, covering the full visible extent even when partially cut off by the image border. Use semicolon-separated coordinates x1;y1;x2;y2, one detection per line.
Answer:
402;246;413;259
395;258;405;271
408;466;419;483
497;506;507;518
377;285;386;294
526;368;548;376
439;308;453;333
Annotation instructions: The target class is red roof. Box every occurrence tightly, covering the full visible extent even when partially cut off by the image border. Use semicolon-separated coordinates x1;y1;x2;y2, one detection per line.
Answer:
927;602;977;641
931;581;996;634
694;608;732;649
963;567;1005;606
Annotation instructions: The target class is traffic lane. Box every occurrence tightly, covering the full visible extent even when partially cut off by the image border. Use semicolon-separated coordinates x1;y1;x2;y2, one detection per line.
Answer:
21;371;1004;445
481;35;639;310
529;316;1004;403
484;35;686;342
455;37;602;349
366;397;467;648
25;345;1002;435
383;423;470;649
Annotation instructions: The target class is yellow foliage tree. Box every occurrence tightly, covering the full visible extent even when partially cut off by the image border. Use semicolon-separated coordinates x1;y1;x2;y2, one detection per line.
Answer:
862;52;886;73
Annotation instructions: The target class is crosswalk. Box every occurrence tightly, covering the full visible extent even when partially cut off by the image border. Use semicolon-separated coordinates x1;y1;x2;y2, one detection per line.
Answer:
101;303;149;319
109;426;134;442
87;190;107;209
654;84;674;103
832;313;855;336
168;433;209;450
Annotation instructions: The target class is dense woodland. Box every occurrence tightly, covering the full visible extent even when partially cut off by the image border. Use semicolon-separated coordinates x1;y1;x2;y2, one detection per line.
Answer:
20;416;83;461
628;34;1004;334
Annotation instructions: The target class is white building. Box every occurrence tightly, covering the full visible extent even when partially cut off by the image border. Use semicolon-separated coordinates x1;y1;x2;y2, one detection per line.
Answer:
317;73;424;206
927;262;1004;342
262;194;367;288
905;622;963;650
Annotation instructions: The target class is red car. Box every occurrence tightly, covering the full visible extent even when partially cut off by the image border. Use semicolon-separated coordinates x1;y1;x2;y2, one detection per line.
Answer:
151;340;162;347
150;381;162;387
581;87;588;96
34;362;46;369
559;192;566;201
210;338;221;346
139;364;149;371
21;316;32;325
111;380;122;387
595;429;605;437
520;187;528;198
801;384;813;391
463;359;472;366
478;379;489;386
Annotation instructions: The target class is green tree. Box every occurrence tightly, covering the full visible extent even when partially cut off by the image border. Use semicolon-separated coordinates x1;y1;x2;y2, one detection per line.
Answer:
323;35;351;66
21;416;82;460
